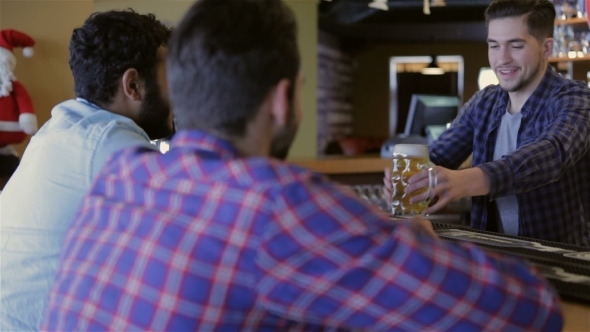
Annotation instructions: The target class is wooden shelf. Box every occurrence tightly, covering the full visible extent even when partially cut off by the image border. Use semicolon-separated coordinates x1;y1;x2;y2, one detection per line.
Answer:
555;17;588;26
548;55;590;63
291;156;390;175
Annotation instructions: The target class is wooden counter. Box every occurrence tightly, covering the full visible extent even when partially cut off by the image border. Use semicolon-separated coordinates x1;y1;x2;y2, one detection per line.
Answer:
290;156;389;185
291;156;389;175
563;301;590;332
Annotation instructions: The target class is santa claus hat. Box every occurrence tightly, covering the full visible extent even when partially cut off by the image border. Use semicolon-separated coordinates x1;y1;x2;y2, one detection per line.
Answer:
0;29;35;58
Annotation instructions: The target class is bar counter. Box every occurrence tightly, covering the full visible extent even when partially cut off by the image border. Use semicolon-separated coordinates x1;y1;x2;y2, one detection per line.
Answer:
433;225;590;331
292;155;388;174
291;155;389;186
563;301;590;331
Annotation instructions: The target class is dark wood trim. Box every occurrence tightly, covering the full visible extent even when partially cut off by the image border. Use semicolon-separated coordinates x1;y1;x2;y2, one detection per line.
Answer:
320;21;488;43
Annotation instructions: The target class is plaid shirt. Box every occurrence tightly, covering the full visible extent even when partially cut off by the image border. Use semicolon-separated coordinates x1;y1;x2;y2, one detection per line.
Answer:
431;66;590;246
40;130;562;331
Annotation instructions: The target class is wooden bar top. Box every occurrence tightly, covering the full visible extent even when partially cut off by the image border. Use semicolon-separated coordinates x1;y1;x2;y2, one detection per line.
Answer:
563;301;590;331
291;156;389;174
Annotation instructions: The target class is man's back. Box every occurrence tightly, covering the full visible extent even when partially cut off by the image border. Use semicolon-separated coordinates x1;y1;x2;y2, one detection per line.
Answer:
41;130;563;331
0;98;155;330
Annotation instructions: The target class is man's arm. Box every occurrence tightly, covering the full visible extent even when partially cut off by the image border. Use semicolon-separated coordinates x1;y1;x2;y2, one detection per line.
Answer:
429;90;480;169
383;92;482;209
479;87;590;199
257;179;562;331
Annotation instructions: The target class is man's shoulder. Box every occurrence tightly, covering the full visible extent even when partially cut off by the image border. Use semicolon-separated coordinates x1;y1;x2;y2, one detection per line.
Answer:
41;99;154;172
45;99;146;138
538;76;590;113
240;158;328;188
543;68;590;97
92;152;333;194
93;143;159;178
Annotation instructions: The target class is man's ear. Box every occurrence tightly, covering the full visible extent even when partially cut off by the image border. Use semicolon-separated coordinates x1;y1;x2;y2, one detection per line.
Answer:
121;68;143;101
268;78;291;127
542;37;554;59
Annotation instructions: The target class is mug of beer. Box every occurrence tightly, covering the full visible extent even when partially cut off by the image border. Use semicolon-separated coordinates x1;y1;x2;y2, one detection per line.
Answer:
390;144;436;217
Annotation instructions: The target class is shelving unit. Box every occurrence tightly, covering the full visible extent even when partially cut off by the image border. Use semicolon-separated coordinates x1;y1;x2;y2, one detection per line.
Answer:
551;16;590;79
554;17;588;26
549;55;590;62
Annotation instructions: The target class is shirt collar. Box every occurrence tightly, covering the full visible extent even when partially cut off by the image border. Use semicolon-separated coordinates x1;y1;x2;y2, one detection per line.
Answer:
170;129;240;159
75;97;101;110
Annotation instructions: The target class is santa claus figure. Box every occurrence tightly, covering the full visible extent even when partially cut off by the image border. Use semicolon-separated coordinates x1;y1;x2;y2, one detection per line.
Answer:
0;29;37;156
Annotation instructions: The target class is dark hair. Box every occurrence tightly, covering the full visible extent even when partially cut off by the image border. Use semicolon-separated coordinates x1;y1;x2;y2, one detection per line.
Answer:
485;0;556;40
167;0;300;137
69;9;172;105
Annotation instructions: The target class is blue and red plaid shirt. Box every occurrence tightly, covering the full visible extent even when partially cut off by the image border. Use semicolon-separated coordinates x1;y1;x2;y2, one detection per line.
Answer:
431;66;590;246
40;130;562;331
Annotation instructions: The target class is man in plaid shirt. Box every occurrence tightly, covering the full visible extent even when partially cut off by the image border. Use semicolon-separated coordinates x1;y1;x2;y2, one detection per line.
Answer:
386;0;590;246
40;0;563;330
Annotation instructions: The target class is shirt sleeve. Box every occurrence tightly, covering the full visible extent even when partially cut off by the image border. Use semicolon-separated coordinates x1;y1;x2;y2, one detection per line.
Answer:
256;178;563;331
429;91;478;169
478;85;590;199
90;122;159;182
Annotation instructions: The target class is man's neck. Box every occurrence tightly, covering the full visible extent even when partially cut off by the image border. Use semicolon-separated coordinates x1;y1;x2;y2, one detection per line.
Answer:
507;63;548;114
215;125;271;158
231;135;269;158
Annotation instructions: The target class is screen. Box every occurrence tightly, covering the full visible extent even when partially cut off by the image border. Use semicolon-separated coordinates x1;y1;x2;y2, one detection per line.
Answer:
404;94;460;137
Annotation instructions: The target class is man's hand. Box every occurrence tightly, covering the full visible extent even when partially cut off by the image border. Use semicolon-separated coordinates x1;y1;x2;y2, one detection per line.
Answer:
405;166;491;215
404;216;438;239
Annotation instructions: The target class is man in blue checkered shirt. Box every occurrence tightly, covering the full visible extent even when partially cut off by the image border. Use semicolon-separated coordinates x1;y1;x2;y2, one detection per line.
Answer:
386;0;590;246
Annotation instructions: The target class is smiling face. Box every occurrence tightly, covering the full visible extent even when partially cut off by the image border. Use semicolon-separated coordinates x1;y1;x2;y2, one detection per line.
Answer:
487;15;553;97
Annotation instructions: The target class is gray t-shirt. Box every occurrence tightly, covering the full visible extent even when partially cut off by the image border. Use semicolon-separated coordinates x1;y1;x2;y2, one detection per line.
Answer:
493;108;522;235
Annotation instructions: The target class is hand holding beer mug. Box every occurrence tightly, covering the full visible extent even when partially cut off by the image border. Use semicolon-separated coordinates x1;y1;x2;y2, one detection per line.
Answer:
390;144;436;217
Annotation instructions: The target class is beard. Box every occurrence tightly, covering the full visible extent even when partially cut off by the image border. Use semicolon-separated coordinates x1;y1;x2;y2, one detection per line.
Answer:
499;58;543;93
269;104;299;160
270;123;298;160
137;79;174;140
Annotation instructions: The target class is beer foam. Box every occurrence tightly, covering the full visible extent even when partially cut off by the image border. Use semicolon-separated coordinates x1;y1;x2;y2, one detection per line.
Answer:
392;144;429;158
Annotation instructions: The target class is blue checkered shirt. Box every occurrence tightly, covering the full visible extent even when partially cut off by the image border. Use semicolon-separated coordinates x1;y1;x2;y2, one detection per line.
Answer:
39;130;562;331
431;66;590;246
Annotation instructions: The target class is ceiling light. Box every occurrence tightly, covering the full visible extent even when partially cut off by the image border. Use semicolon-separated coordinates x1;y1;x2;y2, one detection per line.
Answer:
369;0;388;11
431;0;446;7
421;55;445;75
423;0;430;14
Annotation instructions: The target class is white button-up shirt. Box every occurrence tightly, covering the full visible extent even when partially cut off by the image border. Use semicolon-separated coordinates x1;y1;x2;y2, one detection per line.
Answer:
0;98;158;331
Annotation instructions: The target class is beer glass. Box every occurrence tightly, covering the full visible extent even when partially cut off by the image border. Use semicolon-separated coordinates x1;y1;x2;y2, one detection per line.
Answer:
390;144;436;217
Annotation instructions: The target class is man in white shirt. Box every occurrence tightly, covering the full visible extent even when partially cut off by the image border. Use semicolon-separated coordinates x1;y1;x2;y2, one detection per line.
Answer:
0;9;174;331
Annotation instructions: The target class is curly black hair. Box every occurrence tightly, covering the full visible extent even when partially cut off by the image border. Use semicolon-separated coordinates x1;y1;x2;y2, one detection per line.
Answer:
69;9;172;105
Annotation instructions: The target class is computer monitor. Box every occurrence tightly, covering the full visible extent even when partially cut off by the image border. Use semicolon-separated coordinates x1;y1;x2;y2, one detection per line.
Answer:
380;94;460;158
403;94;460;137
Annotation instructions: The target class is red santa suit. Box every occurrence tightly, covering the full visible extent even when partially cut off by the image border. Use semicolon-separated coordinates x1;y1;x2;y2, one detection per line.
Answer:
0;80;35;146
0;29;37;152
